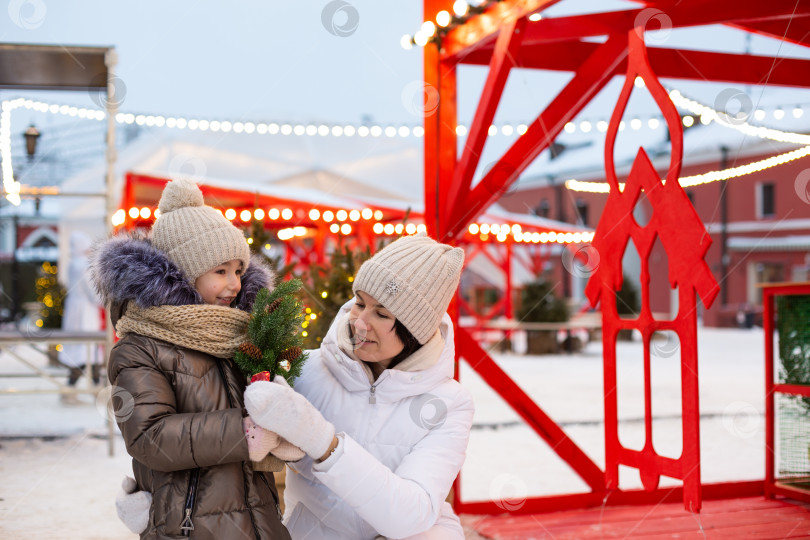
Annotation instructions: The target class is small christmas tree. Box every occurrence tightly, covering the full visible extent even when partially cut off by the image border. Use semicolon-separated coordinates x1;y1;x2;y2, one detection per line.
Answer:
37;261;65;329
297;244;371;349
234;279;308;385
246;217;295;279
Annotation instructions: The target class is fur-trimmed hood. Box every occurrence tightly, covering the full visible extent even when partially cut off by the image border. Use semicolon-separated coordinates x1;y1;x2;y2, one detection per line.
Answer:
89;233;274;327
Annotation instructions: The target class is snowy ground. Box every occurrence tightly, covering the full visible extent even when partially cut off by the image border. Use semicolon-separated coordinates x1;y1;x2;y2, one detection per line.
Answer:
459;327;765;505
0;327;766;539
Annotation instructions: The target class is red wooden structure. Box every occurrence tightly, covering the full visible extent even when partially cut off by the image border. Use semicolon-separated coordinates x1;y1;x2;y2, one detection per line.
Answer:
763;282;810;505
422;0;810;515
584;30;718;513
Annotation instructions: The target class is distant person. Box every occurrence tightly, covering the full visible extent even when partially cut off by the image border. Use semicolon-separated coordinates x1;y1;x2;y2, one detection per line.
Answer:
91;178;290;539
59;231;103;404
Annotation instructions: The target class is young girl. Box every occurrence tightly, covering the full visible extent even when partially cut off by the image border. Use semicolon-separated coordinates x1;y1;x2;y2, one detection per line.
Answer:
245;234;474;539
92;178;291;540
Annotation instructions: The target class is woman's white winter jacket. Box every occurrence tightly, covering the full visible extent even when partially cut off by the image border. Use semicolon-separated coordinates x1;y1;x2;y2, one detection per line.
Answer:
283;300;474;540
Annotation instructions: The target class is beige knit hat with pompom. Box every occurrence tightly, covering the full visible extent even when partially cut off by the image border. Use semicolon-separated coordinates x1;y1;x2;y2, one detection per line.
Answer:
152;178;250;282
353;233;464;344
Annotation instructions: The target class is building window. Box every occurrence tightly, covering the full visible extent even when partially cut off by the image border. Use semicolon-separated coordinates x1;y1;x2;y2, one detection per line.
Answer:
757;182;775;218
747;261;784;304
535;199;550;218
575;199;589;226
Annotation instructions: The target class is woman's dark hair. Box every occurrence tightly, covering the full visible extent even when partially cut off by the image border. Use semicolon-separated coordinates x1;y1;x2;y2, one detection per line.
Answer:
387;319;422;369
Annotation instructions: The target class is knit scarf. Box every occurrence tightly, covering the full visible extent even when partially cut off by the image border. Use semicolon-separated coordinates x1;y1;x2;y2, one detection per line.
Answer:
116;303;251;359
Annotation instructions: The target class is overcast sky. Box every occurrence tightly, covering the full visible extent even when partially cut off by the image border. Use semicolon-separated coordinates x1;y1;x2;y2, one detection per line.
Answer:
3;0;810;192
4;0;810;127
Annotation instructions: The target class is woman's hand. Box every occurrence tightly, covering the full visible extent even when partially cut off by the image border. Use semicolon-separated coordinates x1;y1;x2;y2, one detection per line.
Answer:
244;377;336;460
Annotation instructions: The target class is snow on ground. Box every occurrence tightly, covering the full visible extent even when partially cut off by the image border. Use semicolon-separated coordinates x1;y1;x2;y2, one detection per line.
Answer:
459;326;765;503
0;327;766;538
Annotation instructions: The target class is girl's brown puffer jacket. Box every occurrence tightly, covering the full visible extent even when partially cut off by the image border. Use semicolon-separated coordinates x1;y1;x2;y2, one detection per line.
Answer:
93;234;291;540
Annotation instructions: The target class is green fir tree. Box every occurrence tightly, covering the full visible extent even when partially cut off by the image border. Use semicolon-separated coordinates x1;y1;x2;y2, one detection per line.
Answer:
234;279;308;385
37;261;65;329
296;244;371;349
246;217;295;280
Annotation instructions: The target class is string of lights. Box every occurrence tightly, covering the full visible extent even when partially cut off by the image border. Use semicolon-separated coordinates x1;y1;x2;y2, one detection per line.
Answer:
566;144;810;193
565;89;810;193
113;204;589;243
1;99;25;205
401;0;541;49
667;89;810;145
4;86;807;204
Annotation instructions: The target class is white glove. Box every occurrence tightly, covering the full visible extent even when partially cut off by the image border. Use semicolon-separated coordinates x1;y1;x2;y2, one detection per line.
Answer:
244;376;335;460
116;476;151;534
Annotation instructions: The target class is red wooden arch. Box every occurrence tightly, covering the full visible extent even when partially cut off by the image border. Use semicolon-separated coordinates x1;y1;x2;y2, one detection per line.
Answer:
424;0;810;514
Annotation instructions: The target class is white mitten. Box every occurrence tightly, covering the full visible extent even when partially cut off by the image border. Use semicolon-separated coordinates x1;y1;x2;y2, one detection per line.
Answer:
244;377;335;460
116;476;151;534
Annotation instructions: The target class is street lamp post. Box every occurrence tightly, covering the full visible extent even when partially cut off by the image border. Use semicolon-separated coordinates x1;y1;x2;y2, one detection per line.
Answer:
10;125;41;321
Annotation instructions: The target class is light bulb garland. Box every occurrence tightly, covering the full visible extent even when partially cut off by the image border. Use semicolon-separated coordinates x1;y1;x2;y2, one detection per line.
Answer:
113;203;583;243
4;88;807;205
566;89;810;193
403;0;504;49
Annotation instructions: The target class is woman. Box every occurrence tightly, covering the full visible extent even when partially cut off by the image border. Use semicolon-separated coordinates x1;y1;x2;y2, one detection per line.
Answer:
245;233;474;539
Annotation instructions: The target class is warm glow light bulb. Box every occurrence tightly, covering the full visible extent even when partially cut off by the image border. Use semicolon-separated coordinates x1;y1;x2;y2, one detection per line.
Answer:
453;0;468;16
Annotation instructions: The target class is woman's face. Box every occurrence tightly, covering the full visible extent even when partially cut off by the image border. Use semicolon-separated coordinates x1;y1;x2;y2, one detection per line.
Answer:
194;259;243;306
348;290;404;368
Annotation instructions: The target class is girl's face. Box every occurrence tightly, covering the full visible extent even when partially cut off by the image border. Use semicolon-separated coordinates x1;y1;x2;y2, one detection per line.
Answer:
349;290;404;368
194;259;243;306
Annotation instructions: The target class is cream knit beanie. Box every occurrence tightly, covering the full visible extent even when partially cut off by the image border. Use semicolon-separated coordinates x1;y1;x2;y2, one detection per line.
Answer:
152;178;250;282
353;233;464;344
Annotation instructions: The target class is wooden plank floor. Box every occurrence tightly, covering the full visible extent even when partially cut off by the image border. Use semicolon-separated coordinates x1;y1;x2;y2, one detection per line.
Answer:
461;497;810;539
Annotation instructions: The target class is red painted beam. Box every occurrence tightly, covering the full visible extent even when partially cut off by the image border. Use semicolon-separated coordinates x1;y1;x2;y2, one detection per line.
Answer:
460;40;810;88
457;327;606;491
454;481;763;516
773;383;810;398
732;16;810;49
445;17;526;239
445;0;810;59
423;45;458;238
450;34;628;239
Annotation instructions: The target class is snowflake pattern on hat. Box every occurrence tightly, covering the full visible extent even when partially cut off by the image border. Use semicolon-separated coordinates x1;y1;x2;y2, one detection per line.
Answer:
385;280;401;295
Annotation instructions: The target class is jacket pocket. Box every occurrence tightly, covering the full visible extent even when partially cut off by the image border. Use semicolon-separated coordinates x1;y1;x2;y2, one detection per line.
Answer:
180;468;200;537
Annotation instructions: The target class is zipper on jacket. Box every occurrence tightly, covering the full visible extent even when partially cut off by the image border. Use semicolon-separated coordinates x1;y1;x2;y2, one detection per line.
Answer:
369;383;377;404
217;359;262;540
259;472;283;521
180;468;200;536
216;360;236;408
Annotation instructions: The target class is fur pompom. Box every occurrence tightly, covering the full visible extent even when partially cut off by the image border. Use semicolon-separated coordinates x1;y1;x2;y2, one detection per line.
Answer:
158;178;204;214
